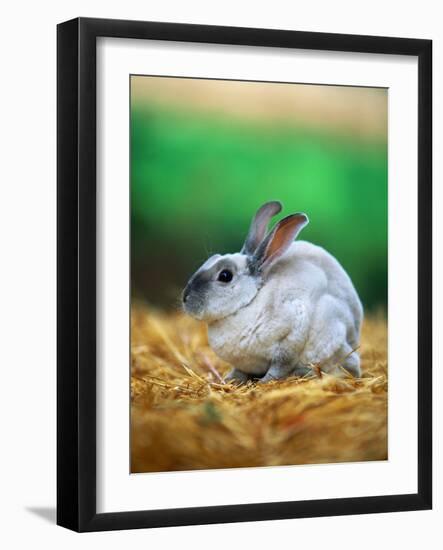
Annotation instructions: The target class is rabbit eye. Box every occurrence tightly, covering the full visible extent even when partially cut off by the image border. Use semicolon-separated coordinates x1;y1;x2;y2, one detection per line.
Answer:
217;269;233;283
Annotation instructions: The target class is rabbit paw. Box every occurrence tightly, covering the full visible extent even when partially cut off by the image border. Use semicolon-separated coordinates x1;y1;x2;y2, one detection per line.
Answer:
224;368;249;385
258;363;294;384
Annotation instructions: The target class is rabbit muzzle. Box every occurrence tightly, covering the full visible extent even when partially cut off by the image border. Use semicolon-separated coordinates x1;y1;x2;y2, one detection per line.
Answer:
182;276;207;319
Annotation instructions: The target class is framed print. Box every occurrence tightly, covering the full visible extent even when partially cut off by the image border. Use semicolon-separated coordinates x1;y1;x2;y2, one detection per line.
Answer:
57;17;432;532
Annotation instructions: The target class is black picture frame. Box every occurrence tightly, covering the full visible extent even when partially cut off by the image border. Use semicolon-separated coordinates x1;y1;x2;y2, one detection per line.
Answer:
57;17;432;532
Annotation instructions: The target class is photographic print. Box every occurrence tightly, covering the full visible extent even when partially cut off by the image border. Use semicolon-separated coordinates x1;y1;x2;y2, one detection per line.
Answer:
57;18;432;531
130;75;388;473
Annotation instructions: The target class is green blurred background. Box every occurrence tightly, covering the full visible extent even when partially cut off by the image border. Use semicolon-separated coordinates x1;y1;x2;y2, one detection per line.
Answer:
131;77;387;311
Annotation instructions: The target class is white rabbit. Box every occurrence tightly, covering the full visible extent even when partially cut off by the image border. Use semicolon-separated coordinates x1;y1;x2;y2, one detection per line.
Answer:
182;201;363;383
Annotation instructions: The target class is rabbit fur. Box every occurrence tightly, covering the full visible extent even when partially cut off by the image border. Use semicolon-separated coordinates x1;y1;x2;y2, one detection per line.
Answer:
183;201;363;383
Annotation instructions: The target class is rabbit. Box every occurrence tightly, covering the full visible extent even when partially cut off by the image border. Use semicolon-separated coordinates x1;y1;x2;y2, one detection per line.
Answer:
182;201;363;383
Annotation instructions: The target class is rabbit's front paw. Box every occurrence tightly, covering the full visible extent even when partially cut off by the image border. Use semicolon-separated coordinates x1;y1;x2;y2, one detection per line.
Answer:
224;368;249;385
258;363;294;384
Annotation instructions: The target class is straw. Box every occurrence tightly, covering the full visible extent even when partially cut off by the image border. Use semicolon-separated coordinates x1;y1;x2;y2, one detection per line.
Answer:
131;304;388;473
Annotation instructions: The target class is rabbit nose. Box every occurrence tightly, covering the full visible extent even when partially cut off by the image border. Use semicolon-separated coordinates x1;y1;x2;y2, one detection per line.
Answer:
182;286;191;303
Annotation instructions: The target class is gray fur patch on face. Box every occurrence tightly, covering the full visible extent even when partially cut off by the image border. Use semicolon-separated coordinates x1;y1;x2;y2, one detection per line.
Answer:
184;257;236;300
182;253;258;322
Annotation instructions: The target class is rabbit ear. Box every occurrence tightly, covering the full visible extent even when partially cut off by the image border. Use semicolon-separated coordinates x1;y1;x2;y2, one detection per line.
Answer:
250;213;309;274
241;201;283;256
